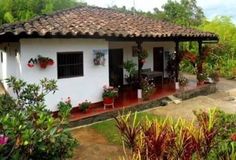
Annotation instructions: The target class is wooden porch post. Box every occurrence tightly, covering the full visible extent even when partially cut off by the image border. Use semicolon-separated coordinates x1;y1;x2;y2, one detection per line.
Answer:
175;41;180;82
136;40;143;88
197;40;203;75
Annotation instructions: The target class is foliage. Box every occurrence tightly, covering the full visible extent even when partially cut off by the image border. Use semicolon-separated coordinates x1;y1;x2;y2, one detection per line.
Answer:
102;85;118;99
140;78;155;100
0;0;87;25
209;110;236;159
0;76;77;160
57;97;72;119
138;49;149;60
78;100;91;112
197;72;207;82
159;0;205;27
116;109;219;160
123;60;137;85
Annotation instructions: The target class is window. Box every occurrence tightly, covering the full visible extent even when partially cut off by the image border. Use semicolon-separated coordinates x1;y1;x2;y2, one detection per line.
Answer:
57;52;83;79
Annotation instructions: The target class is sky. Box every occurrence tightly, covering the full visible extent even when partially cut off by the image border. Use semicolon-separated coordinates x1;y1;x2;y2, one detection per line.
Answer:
81;0;236;23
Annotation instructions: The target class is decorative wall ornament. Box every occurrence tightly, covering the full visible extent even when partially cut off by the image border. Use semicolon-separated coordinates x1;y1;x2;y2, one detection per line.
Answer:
27;55;54;69
93;49;107;66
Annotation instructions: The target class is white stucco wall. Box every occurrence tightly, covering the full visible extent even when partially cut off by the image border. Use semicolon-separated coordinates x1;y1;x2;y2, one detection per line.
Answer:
0;39;175;111
109;41;175;83
19;39;109;111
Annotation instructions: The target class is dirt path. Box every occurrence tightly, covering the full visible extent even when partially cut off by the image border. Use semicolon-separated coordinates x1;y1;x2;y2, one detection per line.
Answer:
71;127;126;160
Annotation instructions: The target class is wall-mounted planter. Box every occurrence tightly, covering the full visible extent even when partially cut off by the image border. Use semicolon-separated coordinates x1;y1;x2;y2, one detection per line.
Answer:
27;55;54;69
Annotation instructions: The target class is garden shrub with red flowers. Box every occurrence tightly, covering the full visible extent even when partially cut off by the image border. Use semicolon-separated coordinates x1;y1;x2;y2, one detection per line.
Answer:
0;76;78;160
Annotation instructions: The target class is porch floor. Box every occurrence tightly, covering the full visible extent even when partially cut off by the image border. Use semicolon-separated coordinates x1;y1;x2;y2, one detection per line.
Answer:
69;80;199;122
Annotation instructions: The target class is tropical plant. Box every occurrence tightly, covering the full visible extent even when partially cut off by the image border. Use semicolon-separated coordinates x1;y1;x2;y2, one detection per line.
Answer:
116;109;220;160
123;60;137;85
0;76;78;160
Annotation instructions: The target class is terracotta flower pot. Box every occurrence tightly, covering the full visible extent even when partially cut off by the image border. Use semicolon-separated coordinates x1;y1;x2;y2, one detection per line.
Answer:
103;97;113;104
39;62;48;69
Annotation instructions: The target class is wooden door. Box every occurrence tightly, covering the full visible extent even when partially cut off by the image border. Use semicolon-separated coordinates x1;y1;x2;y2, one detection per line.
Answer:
109;49;123;87
153;47;164;72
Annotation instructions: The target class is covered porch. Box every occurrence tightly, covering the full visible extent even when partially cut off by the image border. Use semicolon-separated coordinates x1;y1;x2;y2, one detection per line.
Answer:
69;77;201;123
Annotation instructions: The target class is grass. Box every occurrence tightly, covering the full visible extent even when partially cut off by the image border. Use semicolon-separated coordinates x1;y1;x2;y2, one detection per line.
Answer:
90;111;164;145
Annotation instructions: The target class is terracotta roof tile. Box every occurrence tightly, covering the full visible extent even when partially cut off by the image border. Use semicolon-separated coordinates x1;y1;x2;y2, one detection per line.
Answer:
0;6;218;40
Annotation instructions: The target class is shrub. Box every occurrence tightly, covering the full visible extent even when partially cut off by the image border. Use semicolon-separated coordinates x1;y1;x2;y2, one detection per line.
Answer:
57;97;72;119
141;78;155;100
116;109;220;160
0;76;78;160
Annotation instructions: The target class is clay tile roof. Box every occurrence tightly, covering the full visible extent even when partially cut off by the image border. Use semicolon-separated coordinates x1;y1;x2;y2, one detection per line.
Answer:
0;6;218;41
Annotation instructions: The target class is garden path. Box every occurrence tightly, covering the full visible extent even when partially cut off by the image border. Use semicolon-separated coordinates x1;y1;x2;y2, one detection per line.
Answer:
71;127;126;160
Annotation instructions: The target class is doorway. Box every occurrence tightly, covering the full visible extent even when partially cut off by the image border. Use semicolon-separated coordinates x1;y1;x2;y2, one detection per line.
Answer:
153;47;164;72
109;49;124;87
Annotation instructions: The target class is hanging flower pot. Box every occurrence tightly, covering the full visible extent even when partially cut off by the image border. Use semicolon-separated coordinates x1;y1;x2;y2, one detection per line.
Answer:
27;63;34;68
37;55;54;69
39;62;48;69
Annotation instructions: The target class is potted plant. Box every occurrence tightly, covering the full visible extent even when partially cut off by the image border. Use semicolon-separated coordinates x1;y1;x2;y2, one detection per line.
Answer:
78;100;91;112
179;75;188;88
209;71;220;82
141;77;155;100
102;85;118;105
123;60;137;86
138;49;148;68
197;72;207;85
37;55;54;69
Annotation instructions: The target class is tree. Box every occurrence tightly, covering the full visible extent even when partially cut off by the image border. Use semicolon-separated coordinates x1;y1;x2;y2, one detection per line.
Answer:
0;0;87;25
157;0;205;27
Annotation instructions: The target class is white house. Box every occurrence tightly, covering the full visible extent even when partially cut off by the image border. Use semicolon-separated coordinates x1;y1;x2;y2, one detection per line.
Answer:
0;6;218;111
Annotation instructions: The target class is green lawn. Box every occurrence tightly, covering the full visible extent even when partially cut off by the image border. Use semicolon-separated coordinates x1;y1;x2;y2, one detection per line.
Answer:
89;111;164;145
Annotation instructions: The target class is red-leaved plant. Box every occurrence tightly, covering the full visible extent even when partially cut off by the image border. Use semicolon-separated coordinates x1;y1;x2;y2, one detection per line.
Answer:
116;109;219;160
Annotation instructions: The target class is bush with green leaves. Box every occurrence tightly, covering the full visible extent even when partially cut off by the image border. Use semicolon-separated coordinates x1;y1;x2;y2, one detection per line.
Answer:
0;76;78;160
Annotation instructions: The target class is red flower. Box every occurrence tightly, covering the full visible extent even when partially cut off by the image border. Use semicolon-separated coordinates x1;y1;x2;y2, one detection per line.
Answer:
0;135;8;145
230;133;236;141
27;63;34;68
48;59;54;65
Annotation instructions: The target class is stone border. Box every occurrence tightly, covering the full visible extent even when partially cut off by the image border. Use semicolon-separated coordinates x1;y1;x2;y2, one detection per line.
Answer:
69;84;216;128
